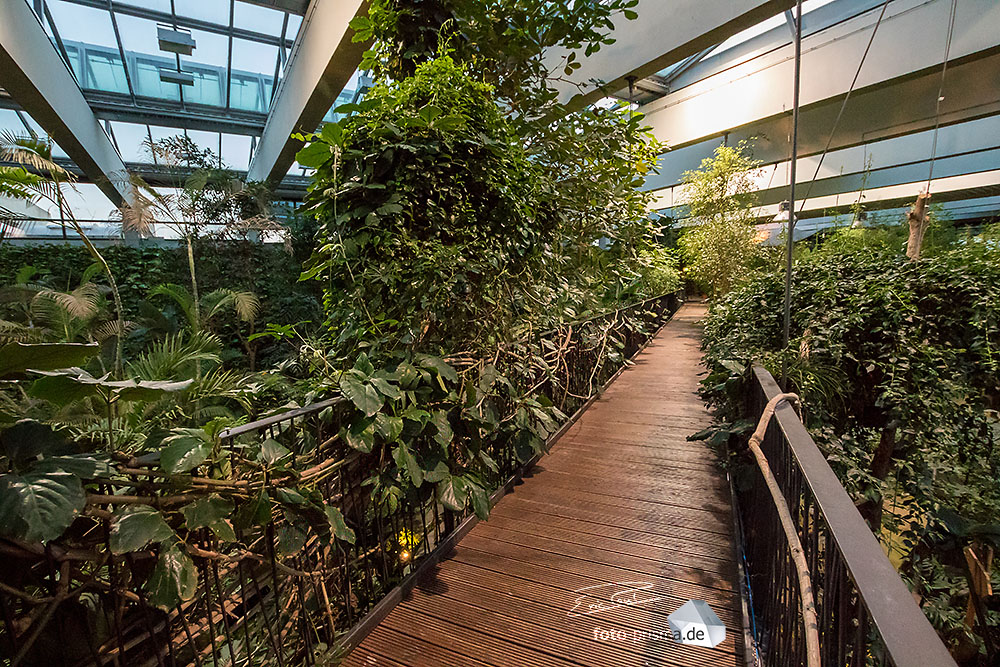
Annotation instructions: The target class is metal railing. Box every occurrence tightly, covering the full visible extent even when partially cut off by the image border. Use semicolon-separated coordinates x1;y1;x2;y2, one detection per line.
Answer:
0;293;680;667
739;366;956;667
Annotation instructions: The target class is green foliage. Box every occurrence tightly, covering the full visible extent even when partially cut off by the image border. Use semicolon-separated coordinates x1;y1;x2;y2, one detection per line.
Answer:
300;56;551;356
352;0;640;115
677;143;763;296
323;350;564;520
701;237;1000;656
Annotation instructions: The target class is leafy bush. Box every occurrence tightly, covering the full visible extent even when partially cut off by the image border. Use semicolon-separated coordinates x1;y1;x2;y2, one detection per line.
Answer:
299;56;550;356
677;143;763;296
701;239;1000;659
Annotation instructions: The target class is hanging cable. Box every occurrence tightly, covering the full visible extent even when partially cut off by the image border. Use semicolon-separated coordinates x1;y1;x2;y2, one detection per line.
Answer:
781;0;802;387
796;0;891;214
926;0;959;191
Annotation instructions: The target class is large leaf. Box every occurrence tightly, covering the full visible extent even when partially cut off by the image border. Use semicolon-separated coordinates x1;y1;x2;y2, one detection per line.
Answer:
181;494;233;530
181;494;236;541
234;491;272;530
0;342;98;379
437;475;469;512
371;377;401;400
324;505;356;544
339;375;382;416
417;355;458;383
468;481;490;520
145;544;199;610
0;419;71;467
109;505;174;553
29;368;192;406
259;438;291;465
374;413;403;442
31;454;114;478
160;429;212;474
432;410;453;446
0;471;84;542
295;141;334;168
341;418;375;453
394;442;423;488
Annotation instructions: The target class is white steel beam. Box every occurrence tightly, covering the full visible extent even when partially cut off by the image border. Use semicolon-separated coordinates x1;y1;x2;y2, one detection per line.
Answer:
246;0;369;185
0;0;132;206
640;0;1000;161
545;0;795;110
649;116;1000;212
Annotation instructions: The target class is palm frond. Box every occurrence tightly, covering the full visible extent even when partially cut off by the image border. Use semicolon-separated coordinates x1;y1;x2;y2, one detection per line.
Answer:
204;289;261;322
92;319;137;343
149;283;197;330
0;130;72;181
36;283;102;320
120;175;179;235
191;368;255;411
127;330;222;380
0;319;46;343
0;165;45;201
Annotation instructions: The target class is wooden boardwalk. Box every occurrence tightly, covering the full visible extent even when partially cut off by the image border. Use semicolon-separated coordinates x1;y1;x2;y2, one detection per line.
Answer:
343;303;744;667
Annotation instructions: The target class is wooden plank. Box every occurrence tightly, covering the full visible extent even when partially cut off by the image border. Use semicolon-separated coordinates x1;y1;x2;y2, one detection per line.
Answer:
343;303;743;667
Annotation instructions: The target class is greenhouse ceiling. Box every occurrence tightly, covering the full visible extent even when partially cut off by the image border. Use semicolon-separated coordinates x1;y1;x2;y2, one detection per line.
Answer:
1;0;999;226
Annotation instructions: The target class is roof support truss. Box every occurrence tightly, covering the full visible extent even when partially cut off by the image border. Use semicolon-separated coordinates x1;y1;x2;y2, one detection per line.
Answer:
545;0;795;110
246;0;369;184
0;0;132;206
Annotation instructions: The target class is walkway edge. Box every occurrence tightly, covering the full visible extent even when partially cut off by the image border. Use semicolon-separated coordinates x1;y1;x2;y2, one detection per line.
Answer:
334;300;685;658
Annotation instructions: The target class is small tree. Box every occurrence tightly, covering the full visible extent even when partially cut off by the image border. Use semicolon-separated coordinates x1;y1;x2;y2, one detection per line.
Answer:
678;143;762;296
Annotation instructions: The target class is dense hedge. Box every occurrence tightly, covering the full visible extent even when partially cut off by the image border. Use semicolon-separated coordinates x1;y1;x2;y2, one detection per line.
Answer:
0;240;322;335
700;235;1000;660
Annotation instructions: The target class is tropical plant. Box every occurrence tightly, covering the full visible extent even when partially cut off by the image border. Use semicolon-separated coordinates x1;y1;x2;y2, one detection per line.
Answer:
0;132;129;374
700;237;1000;661
677;142;763;296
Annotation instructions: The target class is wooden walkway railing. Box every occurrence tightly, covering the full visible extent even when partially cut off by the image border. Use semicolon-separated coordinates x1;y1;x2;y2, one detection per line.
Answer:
343;303;745;666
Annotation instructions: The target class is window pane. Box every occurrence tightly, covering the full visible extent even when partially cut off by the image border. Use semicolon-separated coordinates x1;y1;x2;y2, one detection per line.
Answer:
134;58;181;100
87;50;129;93
185;68;223;107
221;134;252;171
230;74;264;113
233;3;284;37
63;45;83;84
109;121;153;163
173;0;230;25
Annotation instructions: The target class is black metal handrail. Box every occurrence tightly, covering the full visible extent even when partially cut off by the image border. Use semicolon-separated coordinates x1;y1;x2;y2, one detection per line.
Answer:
740;366;956;667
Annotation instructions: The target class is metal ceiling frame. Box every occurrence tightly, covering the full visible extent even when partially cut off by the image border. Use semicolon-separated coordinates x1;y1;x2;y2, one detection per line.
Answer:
246;0;370;184
57;0;298;49
0;0;133;204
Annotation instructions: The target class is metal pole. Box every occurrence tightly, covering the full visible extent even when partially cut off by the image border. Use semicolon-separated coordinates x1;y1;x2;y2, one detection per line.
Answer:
781;0;803;389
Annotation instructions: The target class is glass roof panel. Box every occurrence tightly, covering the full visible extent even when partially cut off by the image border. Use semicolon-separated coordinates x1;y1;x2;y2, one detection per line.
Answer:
177;28;229;107
221;134;252;171
286;14;303;40
234;2;286;37
0;109;28;136
117;0;172;12
109;121;153;163
173;0;230;25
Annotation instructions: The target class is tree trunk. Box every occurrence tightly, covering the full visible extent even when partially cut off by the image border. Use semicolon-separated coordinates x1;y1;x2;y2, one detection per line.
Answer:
859;422;897;528
905;192;931;260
